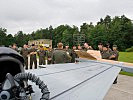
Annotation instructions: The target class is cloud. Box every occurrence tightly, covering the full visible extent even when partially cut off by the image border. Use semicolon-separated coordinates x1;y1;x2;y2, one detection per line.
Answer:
0;0;133;34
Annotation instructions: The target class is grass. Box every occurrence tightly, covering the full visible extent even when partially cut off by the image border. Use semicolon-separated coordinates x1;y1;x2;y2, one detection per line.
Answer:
119;52;133;63
118;52;133;76
119;71;133;77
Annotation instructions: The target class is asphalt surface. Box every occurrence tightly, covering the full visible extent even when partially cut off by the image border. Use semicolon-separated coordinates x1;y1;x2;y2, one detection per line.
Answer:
104;75;133;100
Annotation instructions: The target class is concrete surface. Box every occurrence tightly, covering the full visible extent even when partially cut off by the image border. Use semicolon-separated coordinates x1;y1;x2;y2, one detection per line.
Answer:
104;75;133;100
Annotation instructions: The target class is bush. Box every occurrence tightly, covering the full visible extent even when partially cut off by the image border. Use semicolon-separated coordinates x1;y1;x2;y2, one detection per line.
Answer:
125;46;133;52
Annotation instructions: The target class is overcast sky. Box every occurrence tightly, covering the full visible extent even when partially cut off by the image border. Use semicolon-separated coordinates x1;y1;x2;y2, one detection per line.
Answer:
0;0;133;34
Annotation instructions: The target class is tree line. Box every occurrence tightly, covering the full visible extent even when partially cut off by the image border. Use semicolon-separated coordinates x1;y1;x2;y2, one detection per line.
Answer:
0;15;133;51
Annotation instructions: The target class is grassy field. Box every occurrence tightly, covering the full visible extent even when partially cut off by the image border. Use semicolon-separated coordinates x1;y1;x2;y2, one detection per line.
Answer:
119;52;133;63
119;71;133;77
118;52;133;76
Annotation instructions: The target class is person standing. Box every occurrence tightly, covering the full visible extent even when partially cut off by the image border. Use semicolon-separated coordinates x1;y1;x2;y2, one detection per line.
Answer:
52;42;70;64
20;44;29;69
77;45;82;50
109;45;119;61
71;46;79;63
47;45;53;64
29;44;37;69
84;43;93;51
101;44;111;59
106;43;112;54
109;45;119;84
65;45;72;63
37;45;46;65
98;43;103;54
12;43;19;52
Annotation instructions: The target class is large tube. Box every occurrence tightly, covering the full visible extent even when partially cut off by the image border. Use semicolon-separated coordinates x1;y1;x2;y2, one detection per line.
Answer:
14;73;50;100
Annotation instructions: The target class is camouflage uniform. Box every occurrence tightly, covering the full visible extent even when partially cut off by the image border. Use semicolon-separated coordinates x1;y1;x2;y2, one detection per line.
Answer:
101;50;111;59
71;50;79;63
108;48;112;54
111;50;119;84
20;48;29;69
65;49;72;63
37;50;46;65
47;49;53;64
29;48;37;69
52;49;70;64
110;50;119;61
84;47;93;51
12;48;19;52
110;46;119;84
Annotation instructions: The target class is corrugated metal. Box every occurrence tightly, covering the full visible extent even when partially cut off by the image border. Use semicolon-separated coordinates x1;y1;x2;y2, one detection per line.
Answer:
26;61;121;100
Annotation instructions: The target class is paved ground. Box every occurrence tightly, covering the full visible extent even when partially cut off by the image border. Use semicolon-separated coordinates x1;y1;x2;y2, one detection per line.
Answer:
104;75;133;100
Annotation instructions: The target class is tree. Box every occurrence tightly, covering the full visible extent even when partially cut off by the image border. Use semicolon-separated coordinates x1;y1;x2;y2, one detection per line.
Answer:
6;34;14;46
14;31;27;47
0;15;133;50
0;28;7;46
80;23;94;44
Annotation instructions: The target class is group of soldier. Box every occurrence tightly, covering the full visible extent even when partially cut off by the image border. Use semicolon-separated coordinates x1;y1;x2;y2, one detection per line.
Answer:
52;42;79;64
98;43;119;84
20;44;52;69
11;43;79;70
11;42;119;72
98;43;119;61
10;42;119;85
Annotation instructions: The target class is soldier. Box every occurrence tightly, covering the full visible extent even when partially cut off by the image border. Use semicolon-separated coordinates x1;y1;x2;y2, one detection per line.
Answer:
71;46;79;63
65;45;72;63
20;44;29;69
37;45;46;65
98;43;103;54
84;43;93;51
77;45;82;50
29;44;37;69
109;45;119;84
109;45;119;61
106;43;112;54
47;45;53;64
101;44;111;59
12;43;19;52
52;42;70;64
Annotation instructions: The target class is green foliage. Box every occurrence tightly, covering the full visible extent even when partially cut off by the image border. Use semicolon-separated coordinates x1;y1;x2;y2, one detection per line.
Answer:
80;22;94;43
119;52;133;63
6;34;15;46
89;15;133;50
0;28;7;46
0;15;133;50
119;71;133;77
125;46;133;52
